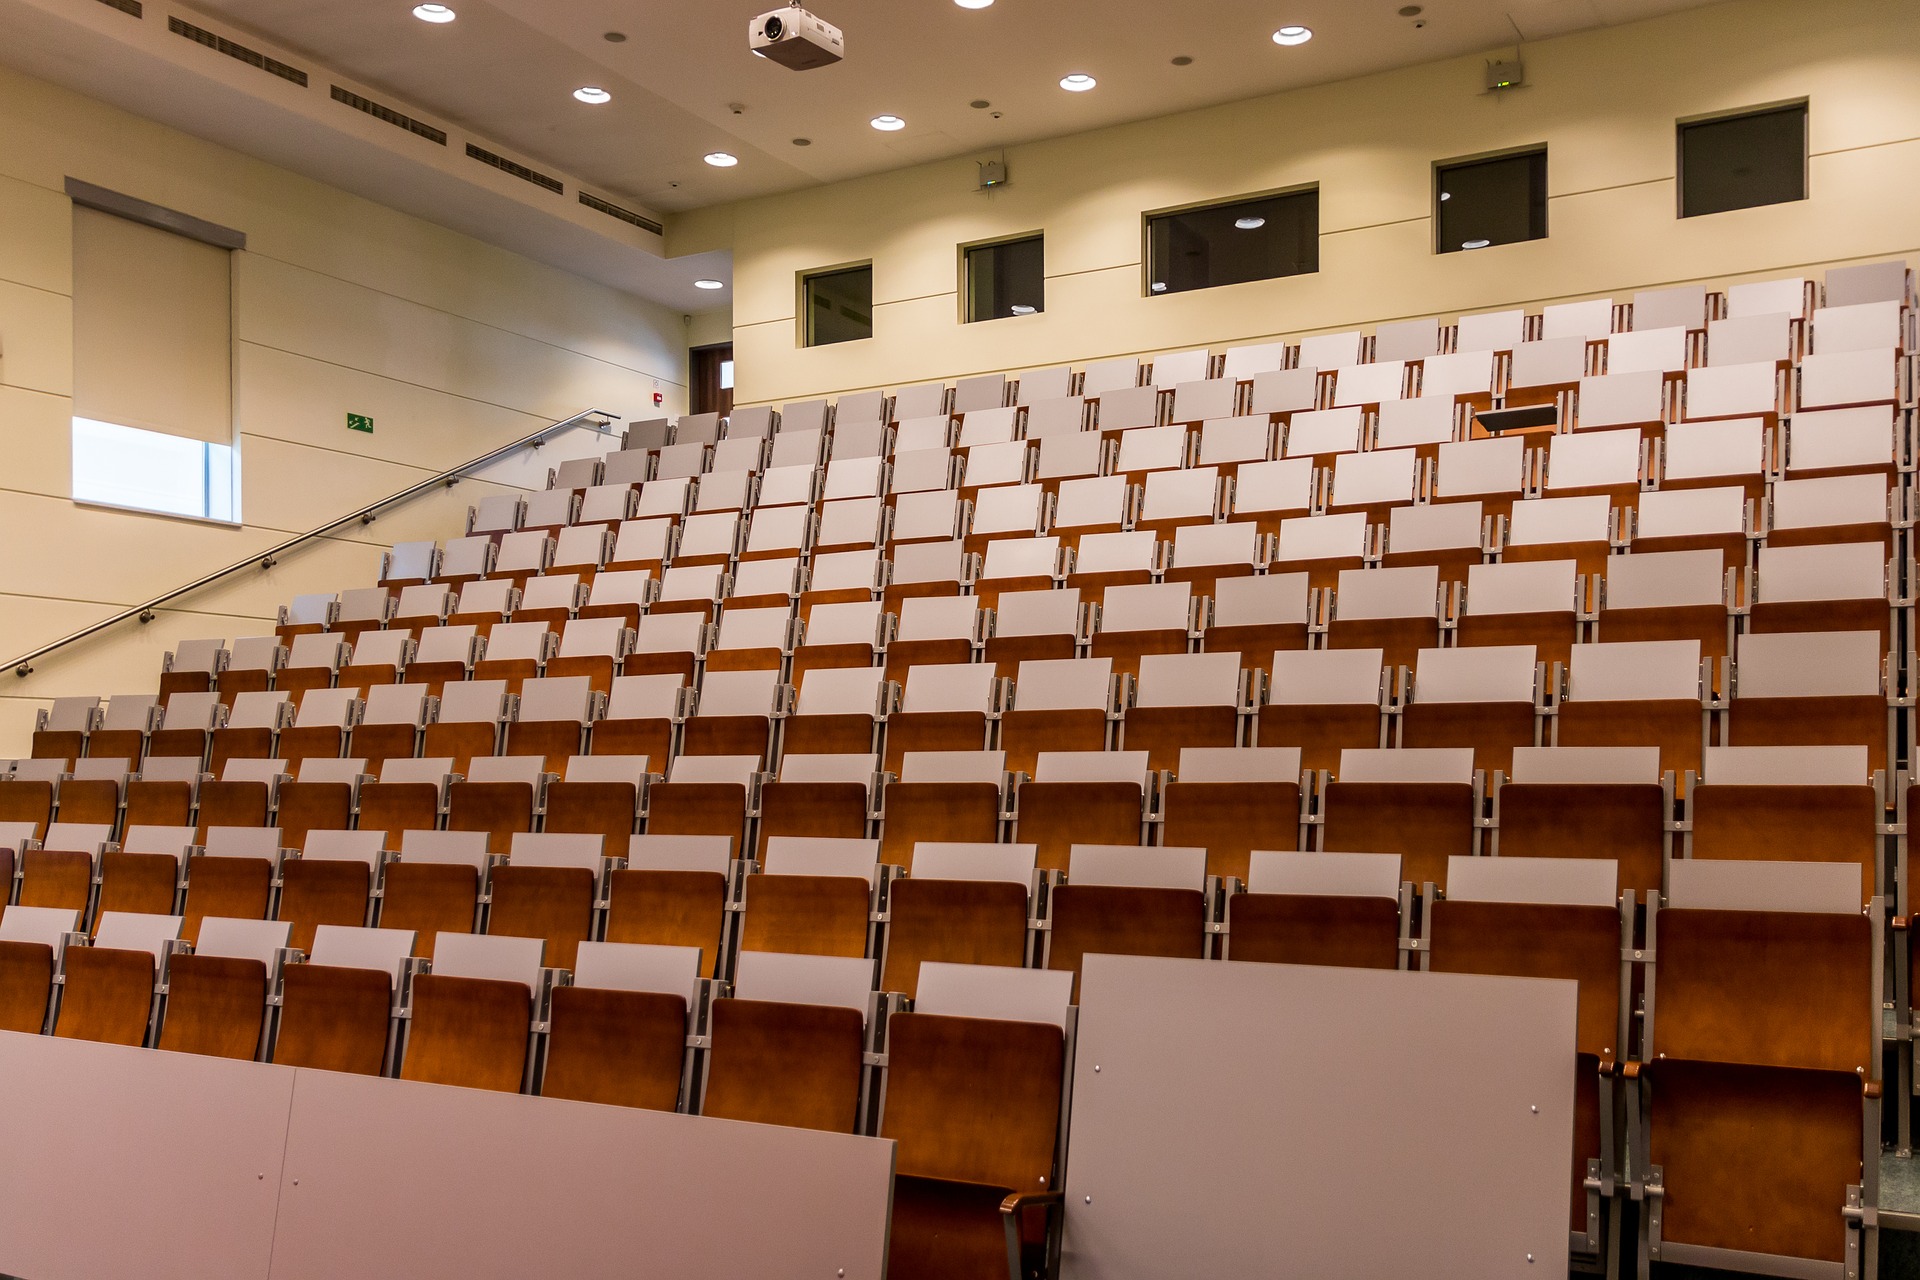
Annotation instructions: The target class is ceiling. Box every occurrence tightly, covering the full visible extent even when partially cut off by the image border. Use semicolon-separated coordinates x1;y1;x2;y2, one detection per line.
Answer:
177;0;1727;213
0;0;1728;308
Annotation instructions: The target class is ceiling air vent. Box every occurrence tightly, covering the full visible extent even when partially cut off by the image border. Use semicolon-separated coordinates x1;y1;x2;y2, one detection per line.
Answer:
94;0;142;17
167;17;308;86
465;144;563;195
579;192;664;236
331;86;447;145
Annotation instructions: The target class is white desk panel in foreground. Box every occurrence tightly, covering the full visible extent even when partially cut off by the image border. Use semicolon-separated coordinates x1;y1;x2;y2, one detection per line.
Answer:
268;1068;896;1280
1062;957;1577;1279
0;1031;295;1280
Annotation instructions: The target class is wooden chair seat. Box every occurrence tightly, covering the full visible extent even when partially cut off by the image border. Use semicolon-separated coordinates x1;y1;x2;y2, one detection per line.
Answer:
741;875;870;958
1400;701;1537;778
541;986;687;1110
680;716;772;762
1014;782;1142;874
486;865;595;969
97;850;179;920
1226;893;1400;967
214;670;271;703
355;782;442;840
791;644;879;679
999;708;1107;779
333;662;401;693
1048;884;1206;999
193;779;272;836
55;777;125;828
182;856;273;941
377;863;479;959
880;783;1002;870
1557;699;1704;780
271;963;393;1074
882;1011;1065;1280
157;670;213;700
1498;782;1665;898
543;781;639;846
588;717;674;764
273;667;334;701
1325;617;1438;674
54;947;154;1046
1256;703;1384;776
702;998;865;1132
621;651;697;682
1625;531;1748;574
1645;1059;1863;1266
346;722;418;765
757;782;870;856
1205;622;1310;668
394;661;465;699
983;633;1076;680
1321;781;1475;891
0;780;55;838
278;859;372;951
1120;705;1238;775
1454;611;1576;670
1088;630;1191;680
401;973;532;1092
469;658;541;692
0;940;56;1033
1749;599;1890;650
1728;696;1888;777
1690;786;1879;904
419;722;499;773
275;780;356;850
1160;780;1302;882
781;713;878;757
542;654;616;696
1597;602;1735;660
502;721;584;773
83;728;147;764
157;954;268;1060
447;782;536;855
882;711;991;777
643;781;748;844
881;879;1029;997
884;637;974;685
19;848;93;913
604;868;729;979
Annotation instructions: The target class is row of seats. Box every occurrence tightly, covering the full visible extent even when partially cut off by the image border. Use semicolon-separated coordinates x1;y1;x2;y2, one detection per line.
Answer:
0;734;1891;937
0;849;1879;1270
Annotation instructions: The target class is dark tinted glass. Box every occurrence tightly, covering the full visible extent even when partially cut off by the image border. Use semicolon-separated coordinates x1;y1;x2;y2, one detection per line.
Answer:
1435;149;1547;253
804;265;873;346
1680;105;1806;218
1146;190;1318;296
965;236;1045;322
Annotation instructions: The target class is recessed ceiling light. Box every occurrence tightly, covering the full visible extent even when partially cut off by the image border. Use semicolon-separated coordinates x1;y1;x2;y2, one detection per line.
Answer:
956;0;994;7
792;137;812;147
574;86;611;104
603;30;627;42
970;99;992;109
1272;25;1313;45
1150;282;1168;293
1060;73;1097;92
1170;55;1194;66
704;152;739;167
1010;304;1037;315
870;114;906;131
694;279;725;290
1234;216;1267;230
1462;239;1492;250
412;3;455;21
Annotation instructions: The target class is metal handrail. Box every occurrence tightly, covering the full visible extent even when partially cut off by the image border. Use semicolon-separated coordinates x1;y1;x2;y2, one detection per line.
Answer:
10;407;622;677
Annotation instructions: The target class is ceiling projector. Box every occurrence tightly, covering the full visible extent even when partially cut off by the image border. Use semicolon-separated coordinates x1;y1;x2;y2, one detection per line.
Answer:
749;6;844;70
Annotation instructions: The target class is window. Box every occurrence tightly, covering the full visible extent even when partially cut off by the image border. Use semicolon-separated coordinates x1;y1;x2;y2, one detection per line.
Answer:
803;264;873;346
72;418;238;522
1435;148;1547;254
1679;103;1807;218
69;197;239;521
1145;189;1318;297
965;235;1044;322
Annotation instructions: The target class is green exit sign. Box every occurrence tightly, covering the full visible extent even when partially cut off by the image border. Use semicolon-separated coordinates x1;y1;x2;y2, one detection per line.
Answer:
347;413;374;434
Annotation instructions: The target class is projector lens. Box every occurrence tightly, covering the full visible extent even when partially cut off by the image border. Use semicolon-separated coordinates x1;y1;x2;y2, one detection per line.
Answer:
763;16;783;39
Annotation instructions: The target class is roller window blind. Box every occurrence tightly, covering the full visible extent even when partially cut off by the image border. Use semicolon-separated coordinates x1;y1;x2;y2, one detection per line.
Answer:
71;205;233;444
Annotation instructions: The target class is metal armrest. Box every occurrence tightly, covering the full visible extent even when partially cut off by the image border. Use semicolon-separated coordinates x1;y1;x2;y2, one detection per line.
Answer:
1002;1190;1067;1280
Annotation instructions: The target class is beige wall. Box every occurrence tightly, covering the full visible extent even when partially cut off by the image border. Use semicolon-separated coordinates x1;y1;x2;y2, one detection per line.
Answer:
0;63;689;755
675;0;1919;408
